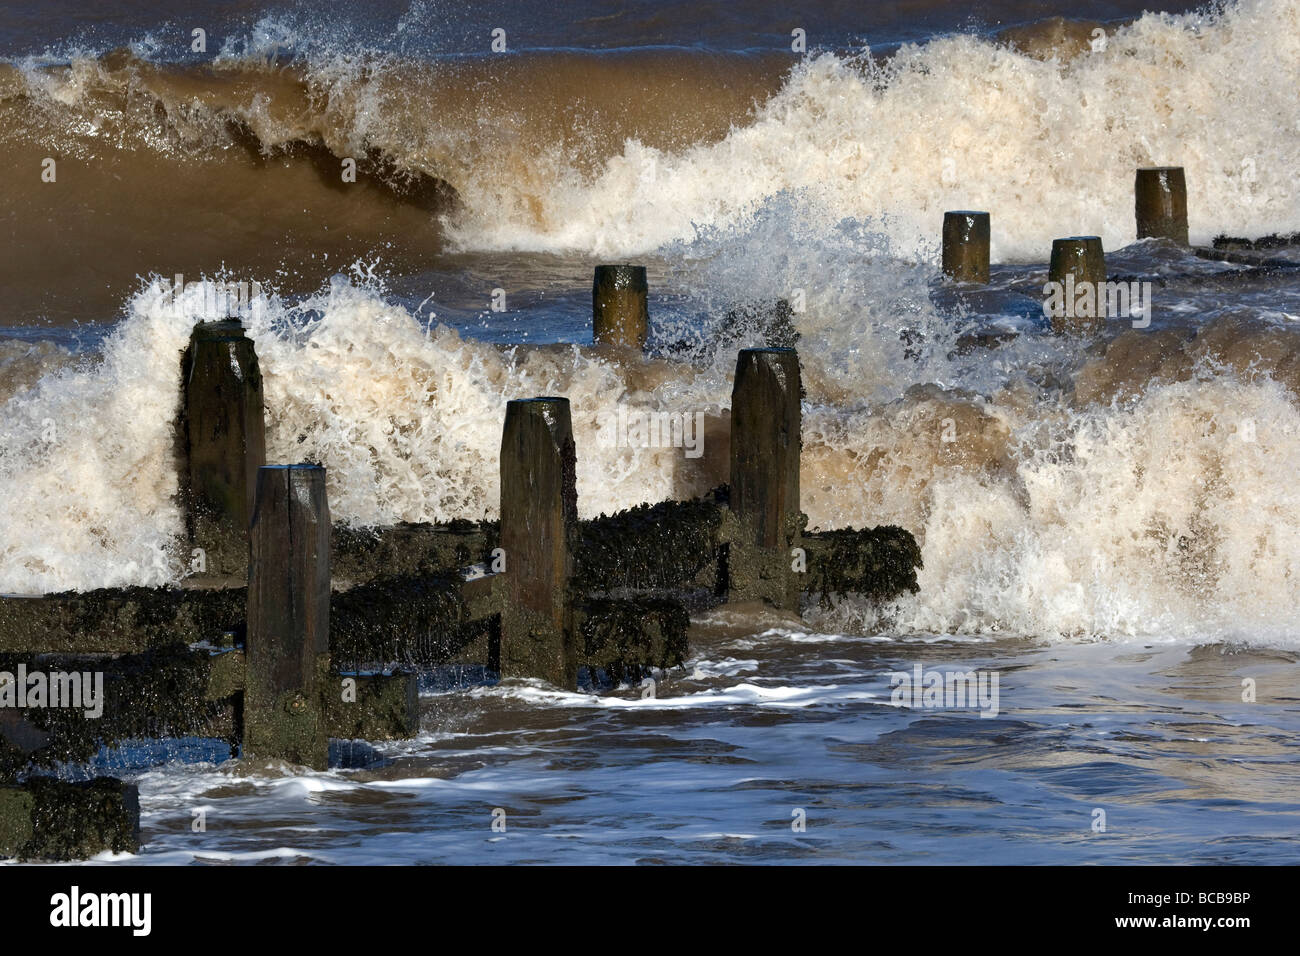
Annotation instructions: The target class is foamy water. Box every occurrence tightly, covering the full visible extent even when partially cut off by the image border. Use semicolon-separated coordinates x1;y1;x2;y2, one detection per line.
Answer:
3;1;1297;319
14;0;1285;260
41;630;1300;865
5;254;1300;648
447;0;1300;259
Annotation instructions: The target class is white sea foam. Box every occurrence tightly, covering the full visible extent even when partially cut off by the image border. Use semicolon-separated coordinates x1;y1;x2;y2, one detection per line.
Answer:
467;678;879;709
3;2;1300;644
3;272;1300;644
447;0;1300;261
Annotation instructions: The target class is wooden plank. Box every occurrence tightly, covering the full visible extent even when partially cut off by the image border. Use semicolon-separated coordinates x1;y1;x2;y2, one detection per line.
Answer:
0;587;244;655
323;671;420;741
0;778;139;861
331;521;494;585
727;347;803;611
0;566;501;660
180;320;266;579
499;398;578;686
244;464;330;769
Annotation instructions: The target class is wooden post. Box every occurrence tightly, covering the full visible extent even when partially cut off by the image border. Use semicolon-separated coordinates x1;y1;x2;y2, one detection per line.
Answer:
1136;166;1189;245
499;398;578;686
244;464;330;769
592;265;649;349
181;320;266;579
728;348;802;610
1047;236;1107;333
942;211;991;283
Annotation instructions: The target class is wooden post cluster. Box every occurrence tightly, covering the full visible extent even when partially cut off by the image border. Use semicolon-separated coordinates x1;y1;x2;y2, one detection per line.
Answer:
1136;166;1189;245
244;464;331;770
499;398;579;687
593;264;649;350
181;320;266;579
942;211;991;283
726;347;803;611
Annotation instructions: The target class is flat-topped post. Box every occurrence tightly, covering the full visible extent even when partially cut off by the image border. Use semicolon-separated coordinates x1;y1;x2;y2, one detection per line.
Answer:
1047;236;1107;333
942;211;991;283
244;464;331;769
593;264;649;350
499;398;578;686
181;319;266;578
727;347;803;610
1135;166;1189;245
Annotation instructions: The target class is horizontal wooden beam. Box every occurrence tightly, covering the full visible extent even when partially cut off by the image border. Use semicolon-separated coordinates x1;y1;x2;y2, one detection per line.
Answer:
801;526;923;602
0;777;139;861
1191;245;1300;269
0;586;243;655
0;564;504;658
0;646;419;777
331;521;495;586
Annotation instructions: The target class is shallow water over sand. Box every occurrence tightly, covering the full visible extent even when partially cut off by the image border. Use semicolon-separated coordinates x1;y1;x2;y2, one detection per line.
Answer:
67;626;1297;865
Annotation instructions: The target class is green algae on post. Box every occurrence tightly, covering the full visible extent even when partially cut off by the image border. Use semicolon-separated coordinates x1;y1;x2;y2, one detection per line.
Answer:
244;464;331;770
728;348;804;611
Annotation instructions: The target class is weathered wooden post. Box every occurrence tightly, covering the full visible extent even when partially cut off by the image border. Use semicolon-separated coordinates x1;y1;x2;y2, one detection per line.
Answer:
244;464;330;770
181;320;266;579
727;348;803;611
593;264;649;349
1135;166;1189;245
499;398;578;686
942;211;991;283
1047;236;1107;333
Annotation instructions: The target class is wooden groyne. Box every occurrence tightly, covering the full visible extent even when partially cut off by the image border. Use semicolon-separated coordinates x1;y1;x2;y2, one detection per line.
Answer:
0;293;920;859
9;161;1295;859
940;166;1300;309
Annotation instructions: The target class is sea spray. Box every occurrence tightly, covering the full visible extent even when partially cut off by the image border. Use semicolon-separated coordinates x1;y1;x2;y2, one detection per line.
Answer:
3;1;1298;268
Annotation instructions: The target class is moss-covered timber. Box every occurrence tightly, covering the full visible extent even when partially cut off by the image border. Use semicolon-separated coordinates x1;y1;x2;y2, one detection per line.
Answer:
331;520;497;585
577;595;690;685
573;491;725;593
0;587;245;655
0;777;139;861
0;645;239;776
322;670;420;740
802;526;922;605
